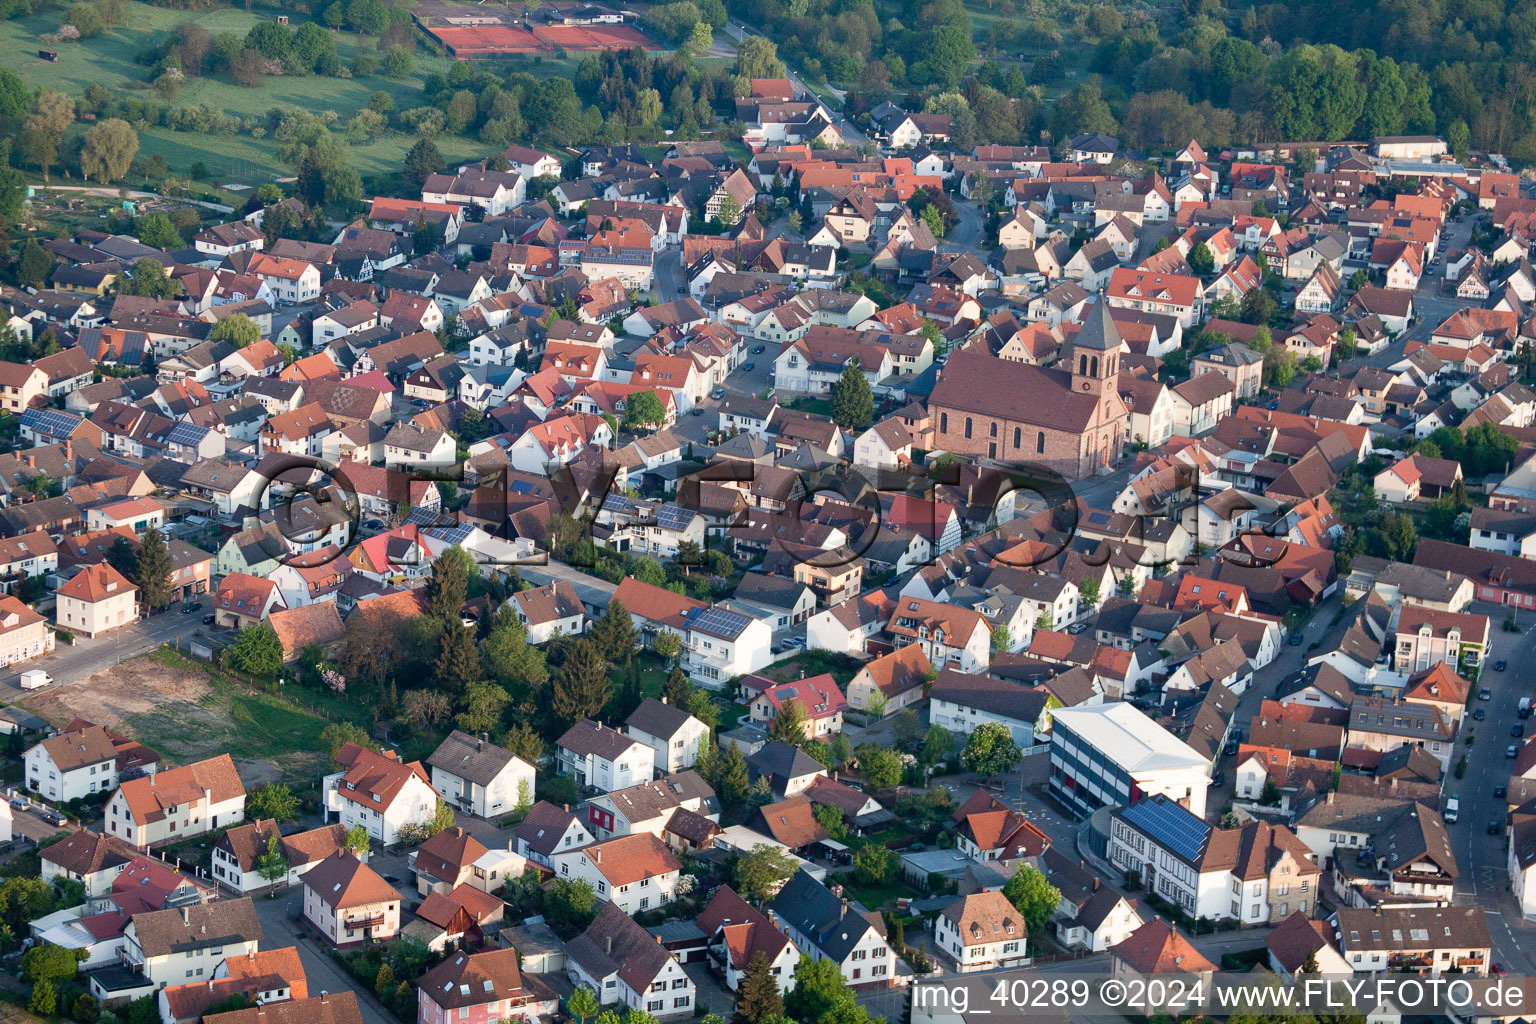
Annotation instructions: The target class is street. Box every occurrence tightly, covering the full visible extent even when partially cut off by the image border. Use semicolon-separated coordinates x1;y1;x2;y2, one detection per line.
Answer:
253;893;394;1024
0;610;197;700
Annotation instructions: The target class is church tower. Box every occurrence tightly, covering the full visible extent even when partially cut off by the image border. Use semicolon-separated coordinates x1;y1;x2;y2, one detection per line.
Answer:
1071;299;1122;399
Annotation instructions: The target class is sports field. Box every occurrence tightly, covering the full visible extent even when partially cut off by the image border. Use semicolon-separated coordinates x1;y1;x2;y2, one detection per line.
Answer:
421;15;662;57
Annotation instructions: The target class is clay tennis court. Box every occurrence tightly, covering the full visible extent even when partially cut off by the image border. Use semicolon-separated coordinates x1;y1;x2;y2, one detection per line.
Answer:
426;20;663;56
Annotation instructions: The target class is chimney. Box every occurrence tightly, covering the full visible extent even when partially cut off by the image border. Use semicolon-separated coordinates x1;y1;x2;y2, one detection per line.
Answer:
1093;877;1100;891
595;847;601;864
840;897;847;918
180;907;190;924
661;695;668;705
477;735;484;751
606;936;613;954
24;456;33;469
1326;791;1335;805
1390;778;1398;791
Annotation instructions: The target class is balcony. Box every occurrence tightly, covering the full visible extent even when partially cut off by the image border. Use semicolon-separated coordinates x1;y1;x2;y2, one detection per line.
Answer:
344;914;387;930
1386;953;1434;971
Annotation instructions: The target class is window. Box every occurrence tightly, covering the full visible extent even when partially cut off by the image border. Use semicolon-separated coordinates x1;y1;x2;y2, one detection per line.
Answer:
1037;431;1046;454
940;412;948;433
964;417;973;440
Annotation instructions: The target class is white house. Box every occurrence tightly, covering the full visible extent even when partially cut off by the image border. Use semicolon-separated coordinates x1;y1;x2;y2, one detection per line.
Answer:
515;801;595;868
555;719;655;793
624;697;711;774
551;833;682;914
426;730;536;820
566;902;696;1016
769;871;895;988
933;891;1029;972
104;754;245;849
322;743;441;846
25;724;123;804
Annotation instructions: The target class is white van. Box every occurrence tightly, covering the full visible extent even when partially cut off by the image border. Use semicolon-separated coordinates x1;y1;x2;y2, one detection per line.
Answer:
1445;796;1460;824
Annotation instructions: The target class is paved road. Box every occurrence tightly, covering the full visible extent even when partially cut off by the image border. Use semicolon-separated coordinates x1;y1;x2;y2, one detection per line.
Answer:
1445;603;1536;975
254;893;393;1024
2;610;199;700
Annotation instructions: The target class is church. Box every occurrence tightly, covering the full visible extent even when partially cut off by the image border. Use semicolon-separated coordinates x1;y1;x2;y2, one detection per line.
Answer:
927;301;1130;479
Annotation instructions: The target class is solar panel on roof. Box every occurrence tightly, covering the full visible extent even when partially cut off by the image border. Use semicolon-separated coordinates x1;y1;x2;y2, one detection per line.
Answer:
166;421;208;446
653;505;694;531
691;607;752;638
21;409;80;436
602;493;632;513
427;523;476;545
1121;797;1209;863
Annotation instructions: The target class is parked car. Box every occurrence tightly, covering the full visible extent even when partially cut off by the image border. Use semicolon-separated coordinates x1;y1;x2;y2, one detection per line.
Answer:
1496;784;1508;798
41;812;64;826
1288;633;1304;646
1480;688;1493;700
1475;708;1487;720
1067;622;1089;634
711;388;726;400
1508;745;1520;758
743;362;755;372
751;344;765;354
1496;659;1509;671
202;613;216;625
181;602;202;614
7;799;25;811
1514;724;1526;738
1490;820;1504;835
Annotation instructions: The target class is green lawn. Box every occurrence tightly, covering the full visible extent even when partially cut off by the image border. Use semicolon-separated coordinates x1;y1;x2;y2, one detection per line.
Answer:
120;649;363;785
0;1;510;177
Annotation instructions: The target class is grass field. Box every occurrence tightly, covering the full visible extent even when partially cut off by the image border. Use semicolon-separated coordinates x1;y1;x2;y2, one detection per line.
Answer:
0;1;566;178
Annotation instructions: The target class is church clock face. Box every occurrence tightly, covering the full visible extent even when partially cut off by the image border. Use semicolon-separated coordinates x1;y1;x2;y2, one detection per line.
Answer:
1081;381;1092;390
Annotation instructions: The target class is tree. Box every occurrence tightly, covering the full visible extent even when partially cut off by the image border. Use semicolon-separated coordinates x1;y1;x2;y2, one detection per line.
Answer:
830;362;874;431
132;525;174;610
482;604;549;686
502;722;546;766
384;44;413;77
552;639;612;726
425;798;456;838
735;36;785;79
21;91;74;183
991;624;1012;651
1002;863;1060;937
15;242;53;289
456;680;511;735
344;824;370;856
812;801;847;840
856;746;902;789
321;721;372;763
714;744;751;807
374;962;395;999
434;623;481;694
80;119;138;182
569;985;601;1024
255;834;288;891
546;878;598;938
122;258;178;299
588;599;637;663
961;721;1020;780
137;213;185;250
785;956;871;1024
402;137;443;188
1079;576;1101;607
401;689;451;727
684;19;712;58
734;844;796;902
1187;242;1215;277
424;545;474;624
209;314;261;348
853;844;895;884
767;699;809;742
21;944;81;985
225;625;284;678
246;782;299;822
921;204;945;239
655;632;682;663
921;724;954;767
28;978;55;1016
622;389;668;431
735;951;784;1024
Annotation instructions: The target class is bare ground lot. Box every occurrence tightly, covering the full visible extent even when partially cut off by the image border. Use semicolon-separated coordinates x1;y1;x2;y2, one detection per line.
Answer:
15;652;338;786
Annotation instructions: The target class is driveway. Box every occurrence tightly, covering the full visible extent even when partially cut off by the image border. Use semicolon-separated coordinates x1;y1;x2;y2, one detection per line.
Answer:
254;890;394;1024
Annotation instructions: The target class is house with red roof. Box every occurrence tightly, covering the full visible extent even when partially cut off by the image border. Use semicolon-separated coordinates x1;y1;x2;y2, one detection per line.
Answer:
105;754;246;848
696;885;799;992
323;744;440;846
213;572;286;629
347;524;429;583
747;674;847;739
55;562;137;638
1109;919;1216;979
302;850;403;948
248;252;321;304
